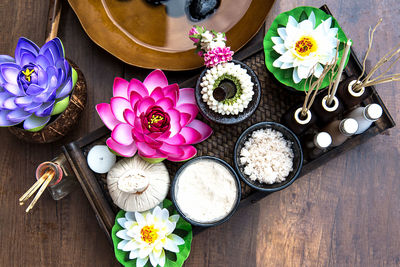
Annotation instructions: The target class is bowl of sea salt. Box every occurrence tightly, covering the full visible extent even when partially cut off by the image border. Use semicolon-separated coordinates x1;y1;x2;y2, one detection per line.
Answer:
171;156;241;227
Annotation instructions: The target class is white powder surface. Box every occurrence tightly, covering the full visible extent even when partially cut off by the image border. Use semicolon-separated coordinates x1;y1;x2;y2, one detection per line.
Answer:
175;159;238;223
240;128;294;184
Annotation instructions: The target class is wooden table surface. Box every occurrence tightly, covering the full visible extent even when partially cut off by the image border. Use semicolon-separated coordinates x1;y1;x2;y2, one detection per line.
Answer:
0;0;399;266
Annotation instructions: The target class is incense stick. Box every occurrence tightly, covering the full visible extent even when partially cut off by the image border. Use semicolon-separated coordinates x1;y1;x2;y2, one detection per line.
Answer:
327;39;352;106
25;172;55;213
19;170;53;204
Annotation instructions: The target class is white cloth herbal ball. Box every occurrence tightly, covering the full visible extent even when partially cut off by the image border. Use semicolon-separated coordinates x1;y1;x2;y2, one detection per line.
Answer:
107;155;170;212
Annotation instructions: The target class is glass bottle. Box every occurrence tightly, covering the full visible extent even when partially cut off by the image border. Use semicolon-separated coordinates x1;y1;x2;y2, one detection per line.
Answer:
312;93;344;126
322;118;358;147
303;132;332;160
346;103;383;134
35;153;78;200
336;76;372;108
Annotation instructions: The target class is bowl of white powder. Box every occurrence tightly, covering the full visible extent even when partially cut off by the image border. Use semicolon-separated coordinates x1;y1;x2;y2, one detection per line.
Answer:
171;156;241;227
234;122;303;192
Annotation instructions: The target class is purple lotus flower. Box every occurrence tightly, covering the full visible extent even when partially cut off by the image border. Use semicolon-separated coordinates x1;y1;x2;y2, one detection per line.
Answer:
0;37;77;131
96;70;213;162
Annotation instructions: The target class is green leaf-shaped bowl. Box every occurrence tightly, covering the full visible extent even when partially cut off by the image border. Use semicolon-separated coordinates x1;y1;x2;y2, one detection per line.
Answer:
111;199;193;267
263;6;350;92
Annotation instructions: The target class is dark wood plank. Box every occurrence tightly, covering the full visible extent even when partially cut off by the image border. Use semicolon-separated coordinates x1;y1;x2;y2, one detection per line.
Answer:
0;0;399;267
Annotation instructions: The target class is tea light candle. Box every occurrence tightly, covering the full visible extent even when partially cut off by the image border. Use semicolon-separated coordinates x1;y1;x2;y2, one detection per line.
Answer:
87;145;116;174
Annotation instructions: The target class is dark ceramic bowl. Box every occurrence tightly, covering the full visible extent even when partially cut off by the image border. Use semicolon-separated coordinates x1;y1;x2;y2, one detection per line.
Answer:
234;122;303;192
195;59;261;124
171;156;241;227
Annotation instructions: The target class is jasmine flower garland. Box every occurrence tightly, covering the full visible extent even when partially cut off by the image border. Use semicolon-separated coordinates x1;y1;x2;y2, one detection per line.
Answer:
200;62;254;115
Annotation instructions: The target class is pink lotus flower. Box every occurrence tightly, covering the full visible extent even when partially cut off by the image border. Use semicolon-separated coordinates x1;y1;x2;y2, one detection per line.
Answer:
204;47;234;68
96;70;212;162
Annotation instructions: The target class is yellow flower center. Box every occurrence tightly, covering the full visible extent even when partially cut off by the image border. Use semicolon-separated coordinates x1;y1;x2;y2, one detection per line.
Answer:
295;36;317;57
22;68;34;82
140;225;159;244
148;115;164;128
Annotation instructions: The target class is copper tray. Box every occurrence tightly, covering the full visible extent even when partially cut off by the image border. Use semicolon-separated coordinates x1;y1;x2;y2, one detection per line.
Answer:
67;0;274;70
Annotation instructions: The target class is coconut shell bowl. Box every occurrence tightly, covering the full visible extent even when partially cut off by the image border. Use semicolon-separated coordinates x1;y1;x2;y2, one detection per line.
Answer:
8;60;87;143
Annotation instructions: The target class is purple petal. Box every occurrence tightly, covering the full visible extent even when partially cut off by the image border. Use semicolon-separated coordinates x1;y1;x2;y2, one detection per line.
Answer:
123;109;136;126
110;97;131;123
0;62;20;84
26;84;45;95
33;87;56;103
128;78;149;98
176;88;195;106
158;143;184;157
113;77;129;99
162;84;179;103
155;98;174;111
56;78;72;98
3;97;18;110
35;55;51;69
179;126;202;144
24;102;42;113
0;55;15;63
0;110;20;126
39;38;63;65
0;92;13;108
167;145;197;162
46;66;59;90
163;134;186;145
111;123;134;146
176;103;198;126
143;69;168;93
15;95;33;107
137;97;155;114
186;120;213;143
37;68;48;87
149;87;164;102
15;37;39;65
20;52;36;66
23;114;50;130
95;103;120;130
7;109;31;122
136;141;157;157
3;83;24;96
35;101;54;117
107;137;137;157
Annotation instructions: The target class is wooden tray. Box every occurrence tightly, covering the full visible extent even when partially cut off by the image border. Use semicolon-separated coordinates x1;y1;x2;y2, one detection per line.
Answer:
59;5;396;244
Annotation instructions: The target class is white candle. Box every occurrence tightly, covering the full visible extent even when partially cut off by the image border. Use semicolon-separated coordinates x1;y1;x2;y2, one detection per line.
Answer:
87;145;117;174
328;39;352;105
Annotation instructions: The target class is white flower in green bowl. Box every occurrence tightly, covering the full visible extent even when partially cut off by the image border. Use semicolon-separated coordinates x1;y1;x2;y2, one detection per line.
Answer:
271;11;338;83
115;206;185;267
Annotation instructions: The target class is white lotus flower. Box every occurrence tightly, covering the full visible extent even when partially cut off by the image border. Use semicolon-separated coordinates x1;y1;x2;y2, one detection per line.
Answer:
116;206;185;267
272;11;338;83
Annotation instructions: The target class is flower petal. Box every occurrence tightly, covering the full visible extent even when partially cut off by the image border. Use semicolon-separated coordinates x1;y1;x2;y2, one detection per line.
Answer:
35;55;51;69
136;141;157;157
56;78;73;98
23;114;50;130
96;103;120;130
185;119;213;143
169;233;185;245
162;84;179;103
0;110;20;126
136;256;149;267
149;86;165;102
116;229;130;240
111;123;134;146
293;68;301;84
3;97;18;110
175;103;198;126
113;77;129;99
159;250;166;267
176;88;195;106
179;126;202;144
14;37;39;65
128;78;149;98
117;240;129;250
0;55;15;63
0;92;13;108
158;143;184;158
271;36;283;45
149;251;159;267
20;52;36;66
143;69;168;93
163;133;185;146
110;97;131;123
167;145;197;162
163;237;179;253
155;98;174;111
137;97;155;114
106;137;137;157
134;211;146;226
125;212;136;222
0;63;20;84
34;101;55;117
168;109;182;136
117;218;127;227
39;37;64;65
128;249;139;260
7;109;31;123
123;109;136;126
